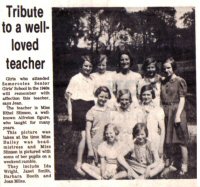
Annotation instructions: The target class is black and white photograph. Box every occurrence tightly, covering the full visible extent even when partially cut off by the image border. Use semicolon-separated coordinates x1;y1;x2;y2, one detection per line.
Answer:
53;7;196;180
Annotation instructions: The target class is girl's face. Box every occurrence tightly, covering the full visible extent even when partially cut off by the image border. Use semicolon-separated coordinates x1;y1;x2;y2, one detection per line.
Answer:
120;54;131;70
105;127;116;144
141;90;153;105
97;59;107;74
135;129;146;144
97;91;109;107
119;93;131;110
163;62;174;77
146;63;156;78
81;61;93;76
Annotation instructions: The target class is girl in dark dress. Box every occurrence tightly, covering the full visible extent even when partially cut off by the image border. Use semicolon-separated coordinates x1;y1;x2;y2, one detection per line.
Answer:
161;57;189;175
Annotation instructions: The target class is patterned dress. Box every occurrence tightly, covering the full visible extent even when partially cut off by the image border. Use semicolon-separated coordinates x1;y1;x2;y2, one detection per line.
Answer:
125;140;155;174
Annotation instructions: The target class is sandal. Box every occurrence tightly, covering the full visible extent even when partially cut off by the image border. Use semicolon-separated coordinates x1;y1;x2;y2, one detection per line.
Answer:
74;164;86;176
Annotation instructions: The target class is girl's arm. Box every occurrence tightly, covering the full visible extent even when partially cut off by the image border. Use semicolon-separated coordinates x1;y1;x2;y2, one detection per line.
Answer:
100;157;106;179
112;73;118;97
144;150;161;178
112;82;117;97
86;121;94;156
136;79;141;100
117;154;130;171
117;145;139;179
175;97;185;123
64;92;72;122
147;150;160;170
118;154;138;179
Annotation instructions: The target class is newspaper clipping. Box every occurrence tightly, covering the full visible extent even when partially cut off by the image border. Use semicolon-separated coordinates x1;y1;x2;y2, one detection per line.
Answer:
0;0;198;187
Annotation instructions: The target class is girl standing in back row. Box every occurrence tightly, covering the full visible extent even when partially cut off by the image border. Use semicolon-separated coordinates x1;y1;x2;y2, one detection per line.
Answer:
137;57;162;106
161;57;189;175
92;54;116;108
65;55;95;175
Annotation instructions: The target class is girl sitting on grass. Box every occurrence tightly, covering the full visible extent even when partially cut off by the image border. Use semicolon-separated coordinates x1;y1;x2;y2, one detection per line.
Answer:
82;124;122;179
116;123;164;179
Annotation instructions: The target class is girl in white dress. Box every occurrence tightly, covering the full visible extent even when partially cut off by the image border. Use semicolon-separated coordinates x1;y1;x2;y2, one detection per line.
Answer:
139;84;165;157
82;124;122;179
111;89;143;145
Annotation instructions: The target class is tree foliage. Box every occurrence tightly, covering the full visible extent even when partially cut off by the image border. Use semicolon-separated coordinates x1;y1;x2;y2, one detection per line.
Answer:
53;7;195;61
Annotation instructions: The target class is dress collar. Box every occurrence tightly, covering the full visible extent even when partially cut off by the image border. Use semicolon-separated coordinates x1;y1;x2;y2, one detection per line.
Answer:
80;72;93;80
118;106;131;112
162;74;177;83
140;101;155;108
140;101;155;113
144;74;161;83
93;104;108;112
169;75;178;83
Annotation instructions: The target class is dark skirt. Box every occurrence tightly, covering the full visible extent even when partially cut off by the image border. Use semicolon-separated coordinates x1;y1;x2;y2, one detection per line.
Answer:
72;99;94;131
163;103;189;146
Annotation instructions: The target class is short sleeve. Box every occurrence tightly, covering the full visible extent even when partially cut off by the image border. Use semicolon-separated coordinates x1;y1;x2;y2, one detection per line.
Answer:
178;78;187;97
66;76;76;95
137;73;142;80
86;108;94;122
97;142;106;157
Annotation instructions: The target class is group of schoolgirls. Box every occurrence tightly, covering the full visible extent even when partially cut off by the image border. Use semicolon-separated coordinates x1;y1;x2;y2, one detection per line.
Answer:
65;51;189;179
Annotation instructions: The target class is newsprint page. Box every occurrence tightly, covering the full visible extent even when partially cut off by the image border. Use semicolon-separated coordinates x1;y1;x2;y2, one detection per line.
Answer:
0;0;199;187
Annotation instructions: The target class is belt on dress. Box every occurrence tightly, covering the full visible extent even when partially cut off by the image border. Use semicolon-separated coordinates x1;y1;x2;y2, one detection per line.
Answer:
162;101;179;105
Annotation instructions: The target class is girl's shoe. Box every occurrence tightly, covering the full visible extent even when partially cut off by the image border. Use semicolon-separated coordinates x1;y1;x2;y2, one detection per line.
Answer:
160;165;177;178
179;164;188;175
74;164;86;176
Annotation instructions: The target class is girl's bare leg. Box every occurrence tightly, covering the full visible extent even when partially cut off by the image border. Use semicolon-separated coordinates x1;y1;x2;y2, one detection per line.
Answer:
150;161;165;178
112;171;128;179
180;145;188;174
74;130;86;175
82;163;101;179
